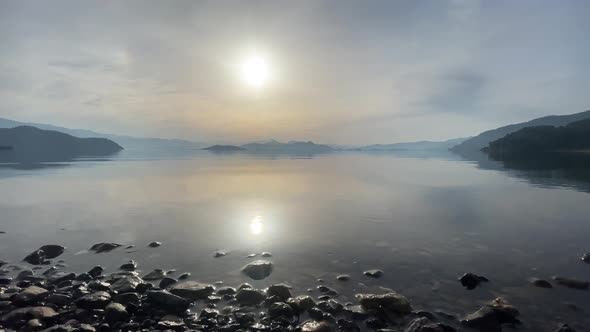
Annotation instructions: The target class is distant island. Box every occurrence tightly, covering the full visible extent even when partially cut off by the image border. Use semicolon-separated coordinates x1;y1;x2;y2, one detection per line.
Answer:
483;118;590;157
0;126;123;162
202;145;246;152
203;140;333;154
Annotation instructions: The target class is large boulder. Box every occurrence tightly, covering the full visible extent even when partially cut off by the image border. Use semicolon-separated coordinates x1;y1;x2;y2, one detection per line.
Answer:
170;281;214;300
241;260;273;280
356;292;412;314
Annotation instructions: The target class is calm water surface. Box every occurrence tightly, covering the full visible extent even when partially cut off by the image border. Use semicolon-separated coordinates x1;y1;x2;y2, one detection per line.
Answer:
1;151;589;331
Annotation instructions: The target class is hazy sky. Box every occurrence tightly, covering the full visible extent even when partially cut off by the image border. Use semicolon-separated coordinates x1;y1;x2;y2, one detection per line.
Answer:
1;0;589;144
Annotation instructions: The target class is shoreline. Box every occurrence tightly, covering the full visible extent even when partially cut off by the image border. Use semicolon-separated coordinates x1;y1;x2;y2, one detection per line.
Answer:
0;243;581;332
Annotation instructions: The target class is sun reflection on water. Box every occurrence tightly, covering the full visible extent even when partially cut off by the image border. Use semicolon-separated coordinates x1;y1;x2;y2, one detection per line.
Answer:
249;215;263;235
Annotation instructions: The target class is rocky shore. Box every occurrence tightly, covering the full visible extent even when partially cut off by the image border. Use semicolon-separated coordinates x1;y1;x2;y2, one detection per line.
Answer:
0;243;582;332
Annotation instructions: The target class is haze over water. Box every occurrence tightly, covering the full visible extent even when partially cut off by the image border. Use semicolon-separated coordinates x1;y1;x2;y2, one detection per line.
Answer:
1;151;589;331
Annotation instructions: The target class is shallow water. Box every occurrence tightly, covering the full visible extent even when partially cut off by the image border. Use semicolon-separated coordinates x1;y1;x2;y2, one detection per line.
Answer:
1;150;589;331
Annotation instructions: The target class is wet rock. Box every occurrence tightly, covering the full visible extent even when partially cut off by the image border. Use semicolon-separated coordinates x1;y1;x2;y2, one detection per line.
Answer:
89;243;122;253
13;286;49;306
217;286;237;296
75;291;111;309
23;250;47;265
406;317;446;332
17;269;34;280
318;299;344;314
119;260;137;271
148;241;162;248
113;292;140;306
143;268;165;280
343;305;369;320
38;245;66;259
214;250;228;258
356;292;412;314
157;315;185;330
268;302;294;318
88;280;110;292
27;317;44;330
554;324;576;332
293;295;316;312
241;260;273;280
87;266;104;278
461;297;520;332
581;253;590;263
552;276;589;290
337;274;351;281
110;275;142;293
299;320;332;332
363;269;383;278
46;293;72;306
146;290;190;312
235;288;266;306
267;284;292;301
1;306;58;326
170;281;215;300
317;285;338;295
104;302;128;324
47;272;76;284
178;272;190;280
159;277;177;289
0;276;12;285
529;278;553;288
75;273;93;282
459;273;489;290
261;252;272;257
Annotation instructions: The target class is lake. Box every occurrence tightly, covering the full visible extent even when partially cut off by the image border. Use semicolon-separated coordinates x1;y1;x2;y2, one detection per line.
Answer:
1;150;589;331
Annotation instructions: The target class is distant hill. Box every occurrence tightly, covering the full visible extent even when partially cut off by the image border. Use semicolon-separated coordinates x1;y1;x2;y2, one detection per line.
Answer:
483;118;590;157
240;140;333;153
203;145;245;152
357;137;468;151
0;126;122;162
451;110;590;153
0;117;204;150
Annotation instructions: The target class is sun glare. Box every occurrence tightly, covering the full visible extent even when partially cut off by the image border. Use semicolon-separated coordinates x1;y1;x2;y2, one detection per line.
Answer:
240;55;270;88
249;215;263;235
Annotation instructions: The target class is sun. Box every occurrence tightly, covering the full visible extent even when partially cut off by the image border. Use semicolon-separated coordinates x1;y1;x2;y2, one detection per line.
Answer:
240;55;270;88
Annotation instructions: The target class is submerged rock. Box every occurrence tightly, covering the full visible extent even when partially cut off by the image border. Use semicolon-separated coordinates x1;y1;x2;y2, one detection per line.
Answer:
89;243;122;253
214;250;228;258
23;250;47;265
148;241;162;248
241;260;273;280
38;245;66;259
337;274;351;281
178;272;191;280
581;253;590;263
159;277;177;289
529;278;553;288
356;292;412;314
459;273;489;290
170;281;215;300
87;265;104;278
143;269;166;280
119;260;137;271
363;269;383;278
552;276;589;290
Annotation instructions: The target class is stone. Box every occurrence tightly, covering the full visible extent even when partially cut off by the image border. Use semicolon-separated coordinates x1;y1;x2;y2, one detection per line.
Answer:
87;266;104;278
261;252;272;257
363;269;383;278
146;290;190;312
293;295;316;311
13;286;49;306
337;274;351;281
268;302;294;318
47;272;76;284
105;302;128;323
300;320;332;332
89;243;122;253
113;292;140;306
459;273;489;290
267;284;292;301
119;260;137;271
1;306;58;326
157;315;185;330
214;250;228;257
554;324;576;332
552;276;589;290
241;260;273;280
217;286;237;296
143;268;165;280
159;277;177;289
581;253;590;263
148;241;162;248
46;294;72;306
23;250;47;265
317;285;338;295
170;281;215;300
38;245;66;259
529;278;553;288
461;297;520;332
178;272;190;280
318;299;344;314
356;292;412;314
235;288;266;306
75;291;111;309
405;317;446;332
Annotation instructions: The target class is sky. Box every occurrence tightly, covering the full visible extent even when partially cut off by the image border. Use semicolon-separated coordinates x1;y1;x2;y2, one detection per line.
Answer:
0;0;589;145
